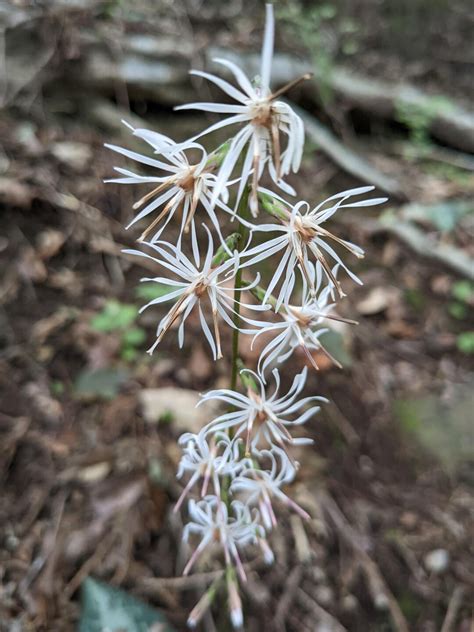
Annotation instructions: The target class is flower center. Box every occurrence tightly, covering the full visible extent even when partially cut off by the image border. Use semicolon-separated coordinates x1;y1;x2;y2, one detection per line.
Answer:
293;216;316;243
194;278;209;297
287;306;312;327
177;167;197;192
250;99;272;127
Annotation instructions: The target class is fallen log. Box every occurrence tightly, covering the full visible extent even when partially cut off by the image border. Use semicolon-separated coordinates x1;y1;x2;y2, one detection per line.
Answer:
338;206;474;279
290;102;404;197
2;1;473;152
206;48;474;153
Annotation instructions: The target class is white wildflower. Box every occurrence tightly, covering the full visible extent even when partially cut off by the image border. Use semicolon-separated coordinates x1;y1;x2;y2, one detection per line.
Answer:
200;367;326;455
105;123;231;244
176;4;307;215
125;225;264;359
242;186;387;304
175;431;242;511
183;496;263;581
245;264;358;375
231;447;310;529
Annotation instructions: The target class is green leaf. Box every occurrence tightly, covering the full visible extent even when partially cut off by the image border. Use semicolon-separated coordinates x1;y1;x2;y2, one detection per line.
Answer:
135;282;174;303
393;386;474;472
448;302;467;320
121;347;138;363
74;367;130;400
122;327;147;347
405;288;425;311
457;331;474;354
400;201;473;233
159;410;175;424
91;300;138;332
79;577;175;632
51;380;65;396
452;280;474;304
319;330;353;367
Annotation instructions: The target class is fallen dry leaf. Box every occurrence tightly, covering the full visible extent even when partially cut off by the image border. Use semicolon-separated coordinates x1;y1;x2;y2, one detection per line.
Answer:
139;387;220;434
36;229;66;260
356;286;400;315
18;246;47;283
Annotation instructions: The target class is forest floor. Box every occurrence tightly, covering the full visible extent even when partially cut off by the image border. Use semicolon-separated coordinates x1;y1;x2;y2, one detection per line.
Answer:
1;2;473;631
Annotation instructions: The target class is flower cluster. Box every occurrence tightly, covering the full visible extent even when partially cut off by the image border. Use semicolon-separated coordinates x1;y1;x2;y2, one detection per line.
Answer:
106;4;386;628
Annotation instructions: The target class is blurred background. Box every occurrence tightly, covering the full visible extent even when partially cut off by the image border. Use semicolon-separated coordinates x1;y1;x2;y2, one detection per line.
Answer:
0;1;473;630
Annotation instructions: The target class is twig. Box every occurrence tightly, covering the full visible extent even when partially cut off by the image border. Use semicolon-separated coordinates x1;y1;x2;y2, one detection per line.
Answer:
290;515;312;564
63;529;117;600
273;565;303;632
296;586;348;632
139;569;225;593
324;401;360;446
318;491;410;632
440;585;465;632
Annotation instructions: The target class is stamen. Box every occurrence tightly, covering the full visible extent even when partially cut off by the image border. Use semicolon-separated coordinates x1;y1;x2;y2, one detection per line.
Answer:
133;180;170;210
308;243;346;298
270;72;313;101
250;145;261;217
270;117;281;180
155;291;192;343
184;180;201;234
316;225;365;258
139;190;181;242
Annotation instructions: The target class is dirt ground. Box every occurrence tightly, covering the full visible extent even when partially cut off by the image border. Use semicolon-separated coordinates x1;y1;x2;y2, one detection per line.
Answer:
1;2;473;631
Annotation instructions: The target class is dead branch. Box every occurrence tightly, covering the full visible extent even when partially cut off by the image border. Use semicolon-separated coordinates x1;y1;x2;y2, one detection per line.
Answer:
317;491;410;632
295;586;348;632
440;585;465;632
207;48;474;154
290;102;404;197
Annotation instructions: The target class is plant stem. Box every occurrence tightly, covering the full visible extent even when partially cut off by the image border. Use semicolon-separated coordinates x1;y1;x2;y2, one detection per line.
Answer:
230;188;251;392
221;190;251;513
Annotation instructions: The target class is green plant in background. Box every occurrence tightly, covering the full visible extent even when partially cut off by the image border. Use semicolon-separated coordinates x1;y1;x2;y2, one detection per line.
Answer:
420;161;472;187
446;280;474;355
90;299;146;362
395;96;454;158
456;331;474;355
394;386;474;473
448;280;473;320
135;282;173;303
277;1;339;104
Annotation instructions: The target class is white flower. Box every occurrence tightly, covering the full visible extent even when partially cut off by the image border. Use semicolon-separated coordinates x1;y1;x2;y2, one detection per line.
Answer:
183;495;263;581
245;264;358;375
200;367;326;455
125;225;264;360
175;431;242;511
231;447;310;529
175;4;307;215
242;186;387;304
105;122;231;244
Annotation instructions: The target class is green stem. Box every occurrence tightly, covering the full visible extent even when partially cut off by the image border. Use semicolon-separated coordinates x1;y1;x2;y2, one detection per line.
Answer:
221;189;251;511
230;188;251;392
